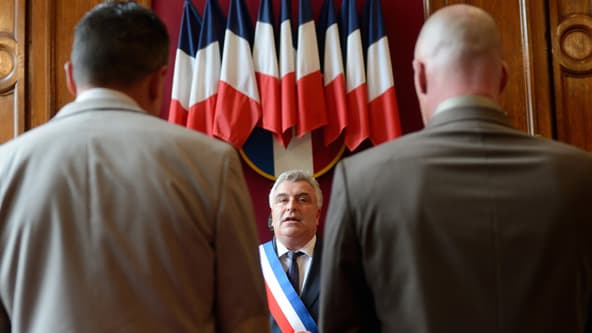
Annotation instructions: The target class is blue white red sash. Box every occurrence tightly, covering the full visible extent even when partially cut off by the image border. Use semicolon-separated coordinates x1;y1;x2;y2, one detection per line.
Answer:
259;241;318;333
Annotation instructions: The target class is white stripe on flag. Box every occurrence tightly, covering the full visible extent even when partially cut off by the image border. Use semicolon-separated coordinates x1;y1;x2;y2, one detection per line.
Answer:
170;49;194;109
367;36;394;101
273;133;314;176
345;30;366;92
323;23;344;85
189;42;221;105
279;20;296;78
220;30;260;102
296;21;321;80
254;22;280;78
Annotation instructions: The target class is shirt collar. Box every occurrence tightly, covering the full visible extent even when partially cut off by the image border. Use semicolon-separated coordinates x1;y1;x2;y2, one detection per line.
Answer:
434;95;502;116
76;88;140;108
277;235;317;258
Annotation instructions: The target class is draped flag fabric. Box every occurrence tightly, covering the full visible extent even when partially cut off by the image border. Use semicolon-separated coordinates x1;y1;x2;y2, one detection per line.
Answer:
278;0;298;146
186;0;225;135
213;0;261;148
240;0;342;181
253;0;283;145
362;0;402;145
168;0;401;160
168;0;201;126
318;0;348;146
339;0;370;151
296;0;328;137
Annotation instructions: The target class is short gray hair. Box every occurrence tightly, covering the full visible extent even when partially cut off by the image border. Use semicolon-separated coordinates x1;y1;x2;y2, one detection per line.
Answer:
268;170;323;208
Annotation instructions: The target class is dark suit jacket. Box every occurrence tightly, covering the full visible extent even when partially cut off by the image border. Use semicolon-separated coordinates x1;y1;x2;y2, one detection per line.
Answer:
320;106;592;333
270;237;322;333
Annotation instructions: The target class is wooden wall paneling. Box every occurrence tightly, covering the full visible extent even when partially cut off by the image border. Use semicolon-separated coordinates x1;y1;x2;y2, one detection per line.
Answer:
422;0;553;138
549;0;592;151
28;0;56;129
0;0;25;144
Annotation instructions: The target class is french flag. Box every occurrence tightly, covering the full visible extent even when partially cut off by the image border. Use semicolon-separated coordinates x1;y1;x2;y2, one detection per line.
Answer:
240;0;316;179
168;0;201;126
296;0;328;137
186;0;225;135
253;0;282;145
278;0;298;145
318;0;348;146
362;0;402;145
339;0;369;151
213;0;261;148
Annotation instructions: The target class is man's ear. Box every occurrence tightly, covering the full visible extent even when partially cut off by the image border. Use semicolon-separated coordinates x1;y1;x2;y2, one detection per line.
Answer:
268;214;273;231
64;61;77;96
412;59;427;95
499;61;508;94
148;65;167;100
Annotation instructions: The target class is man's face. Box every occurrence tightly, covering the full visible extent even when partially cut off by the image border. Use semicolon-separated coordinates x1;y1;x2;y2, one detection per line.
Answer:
271;180;320;249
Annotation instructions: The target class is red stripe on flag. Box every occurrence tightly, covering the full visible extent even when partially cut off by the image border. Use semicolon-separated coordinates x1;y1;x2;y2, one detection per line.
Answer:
257;72;282;141
280;72;297;144
168;100;189;126
368;86;402;145
296;71;327;137
345;84;370;150
213;82;261;148
187;94;217;135
265;283;294;333
323;74;348;145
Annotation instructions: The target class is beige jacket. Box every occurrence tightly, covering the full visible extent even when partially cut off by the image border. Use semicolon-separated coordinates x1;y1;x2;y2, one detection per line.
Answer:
0;90;269;333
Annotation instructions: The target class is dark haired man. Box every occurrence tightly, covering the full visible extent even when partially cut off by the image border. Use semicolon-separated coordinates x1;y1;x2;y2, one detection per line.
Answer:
0;2;269;332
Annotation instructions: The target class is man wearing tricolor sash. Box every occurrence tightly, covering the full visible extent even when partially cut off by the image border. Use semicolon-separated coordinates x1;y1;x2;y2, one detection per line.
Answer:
259;170;323;333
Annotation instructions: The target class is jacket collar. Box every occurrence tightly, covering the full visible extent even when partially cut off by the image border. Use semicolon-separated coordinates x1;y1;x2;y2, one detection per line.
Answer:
53;88;145;120
428;105;511;130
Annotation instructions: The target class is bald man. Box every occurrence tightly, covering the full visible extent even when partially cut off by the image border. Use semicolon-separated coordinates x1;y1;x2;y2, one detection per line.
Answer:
320;4;592;333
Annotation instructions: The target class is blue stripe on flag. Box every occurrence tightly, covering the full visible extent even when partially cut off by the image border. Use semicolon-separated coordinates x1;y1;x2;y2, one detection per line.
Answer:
362;0;386;49
317;0;338;72
178;0;202;57
338;0;359;52
280;0;296;49
258;0;274;25
227;0;254;46
298;0;314;26
197;0;225;50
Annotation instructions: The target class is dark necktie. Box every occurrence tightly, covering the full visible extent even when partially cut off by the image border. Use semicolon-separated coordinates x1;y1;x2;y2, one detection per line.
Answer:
287;251;304;294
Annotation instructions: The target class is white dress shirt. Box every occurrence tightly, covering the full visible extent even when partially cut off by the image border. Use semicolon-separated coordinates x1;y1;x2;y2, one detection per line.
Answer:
276;235;316;295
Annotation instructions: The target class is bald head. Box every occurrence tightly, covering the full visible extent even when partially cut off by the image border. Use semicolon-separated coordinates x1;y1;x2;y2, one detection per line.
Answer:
413;5;507;123
415;5;501;64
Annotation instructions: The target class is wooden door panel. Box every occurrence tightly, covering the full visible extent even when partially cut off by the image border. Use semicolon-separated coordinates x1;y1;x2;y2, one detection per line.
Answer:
0;0;25;144
549;1;592;150
423;0;553;138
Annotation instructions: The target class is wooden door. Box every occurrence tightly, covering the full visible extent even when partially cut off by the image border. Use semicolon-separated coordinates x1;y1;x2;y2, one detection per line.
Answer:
549;1;592;150
0;0;25;143
0;0;150;144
